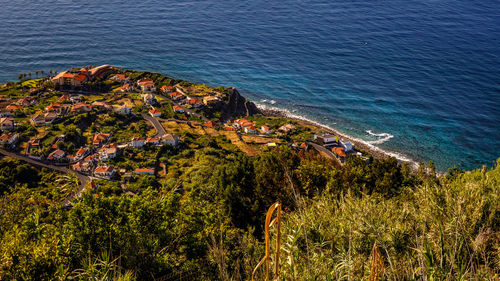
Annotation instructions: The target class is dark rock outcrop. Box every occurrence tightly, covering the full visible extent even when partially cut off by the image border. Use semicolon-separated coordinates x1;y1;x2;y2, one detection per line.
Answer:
220;87;261;120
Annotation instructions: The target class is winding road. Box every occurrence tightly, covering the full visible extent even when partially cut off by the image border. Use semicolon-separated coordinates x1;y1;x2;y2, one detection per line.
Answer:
0;148;89;207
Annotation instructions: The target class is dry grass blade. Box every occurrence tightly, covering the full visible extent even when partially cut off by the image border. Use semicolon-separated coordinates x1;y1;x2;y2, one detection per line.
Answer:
369;242;384;281
252;202;282;281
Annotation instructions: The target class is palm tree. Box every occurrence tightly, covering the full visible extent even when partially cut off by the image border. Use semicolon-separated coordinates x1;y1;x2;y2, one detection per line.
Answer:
23;73;27;78
35;71;39;77
28;72;31;78
49;69;52;74
41;70;44;75
18;74;23;80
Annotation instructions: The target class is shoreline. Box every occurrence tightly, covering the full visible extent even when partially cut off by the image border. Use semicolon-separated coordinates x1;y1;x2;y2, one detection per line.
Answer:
257;104;420;170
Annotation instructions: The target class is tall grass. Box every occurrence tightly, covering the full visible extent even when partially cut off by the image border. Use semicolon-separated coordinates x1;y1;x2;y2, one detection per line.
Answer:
265;162;500;280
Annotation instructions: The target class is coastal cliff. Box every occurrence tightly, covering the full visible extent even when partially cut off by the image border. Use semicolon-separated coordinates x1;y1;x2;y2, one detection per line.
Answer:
220;87;261;120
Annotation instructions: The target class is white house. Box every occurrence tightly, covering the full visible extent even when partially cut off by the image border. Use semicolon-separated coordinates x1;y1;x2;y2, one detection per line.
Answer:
94;166;116;179
131;137;146;148
314;133;338;145
344;142;354;152
162;134;179;146
114;104;131;115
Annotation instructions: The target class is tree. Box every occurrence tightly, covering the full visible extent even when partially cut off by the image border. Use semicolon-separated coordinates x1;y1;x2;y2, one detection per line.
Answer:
28;72;31;78
18;74;23;80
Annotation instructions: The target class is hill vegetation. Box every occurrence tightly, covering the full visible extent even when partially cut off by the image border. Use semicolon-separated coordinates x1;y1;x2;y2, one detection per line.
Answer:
0;149;498;280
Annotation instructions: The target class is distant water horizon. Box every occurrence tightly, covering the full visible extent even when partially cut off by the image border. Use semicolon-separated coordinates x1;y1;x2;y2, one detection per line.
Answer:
1;0;499;171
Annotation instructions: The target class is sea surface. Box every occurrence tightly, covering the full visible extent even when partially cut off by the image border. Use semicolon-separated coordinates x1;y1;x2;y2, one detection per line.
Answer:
0;0;499;171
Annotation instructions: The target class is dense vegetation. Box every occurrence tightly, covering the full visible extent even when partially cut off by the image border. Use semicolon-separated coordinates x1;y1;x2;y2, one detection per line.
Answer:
0;143;498;280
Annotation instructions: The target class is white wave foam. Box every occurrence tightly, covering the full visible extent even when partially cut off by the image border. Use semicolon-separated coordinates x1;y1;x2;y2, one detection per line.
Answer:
269;100;276;104
366;130;394;145
255;102;418;169
260;99;268;103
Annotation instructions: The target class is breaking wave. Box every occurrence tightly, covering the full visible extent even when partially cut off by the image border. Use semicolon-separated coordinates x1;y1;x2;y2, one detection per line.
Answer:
255;102;418;169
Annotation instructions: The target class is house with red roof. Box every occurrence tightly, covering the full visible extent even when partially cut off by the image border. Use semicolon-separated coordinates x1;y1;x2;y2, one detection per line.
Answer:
137;79;156;92
172;105;184;113
332;147;347;162
111;74;130;83
94;166;116;179
6;104;23;112
147;137;160;146
204;120;219;129
186;98;202;108
169;91;185;101
161;85;174;93
46;103;63;113
261;126;273;134
93;133;110;146
48;149;65;161
120;83;135;92
244;125;257;134
149;108;162;117
134;168;155;175
71;102;92;113
0;132;19;148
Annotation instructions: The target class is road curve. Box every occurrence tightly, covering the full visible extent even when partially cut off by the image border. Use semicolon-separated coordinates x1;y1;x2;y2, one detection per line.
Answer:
0;148;89;207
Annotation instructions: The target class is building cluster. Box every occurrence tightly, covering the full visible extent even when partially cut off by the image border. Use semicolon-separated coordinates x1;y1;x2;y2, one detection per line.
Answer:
69;132;179;180
52;65;115;88
313;133;357;163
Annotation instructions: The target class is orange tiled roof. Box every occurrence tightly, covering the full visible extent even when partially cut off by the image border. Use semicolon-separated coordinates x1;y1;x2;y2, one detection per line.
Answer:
74;74;87;81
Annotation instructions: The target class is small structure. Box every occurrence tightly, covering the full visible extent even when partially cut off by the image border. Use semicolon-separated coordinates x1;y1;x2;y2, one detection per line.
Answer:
92;101;111;111
172;105;184;113
134;168;155;175
71;102;92;113
162;134;179;146
142;93;157;105
332;147;347;162
169;91;185;101
48;149;65;161
114;104;131;115
186;98;202;108
149;108;162;117
120;83;135;92
244;125;257;134
94;166;116;179
6;104;23;112
0;132;19;148
17;97;38;106
203;96;220;106
111;74;130;83
278;124;296;135
204;120;219;129
99;146;118;161
75;147;89;161
137;79;156;92
161;85;174;93
314;133;338;146
93;133;111;146
131;137;146;148
344;142;354;153
46;103;63;113
261;126;273;134
0;118;15;131
147;137;160;146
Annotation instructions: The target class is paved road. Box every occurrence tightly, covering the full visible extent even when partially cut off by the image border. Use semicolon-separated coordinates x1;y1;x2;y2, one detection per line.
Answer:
0;148;90;207
307;141;343;166
142;113;167;137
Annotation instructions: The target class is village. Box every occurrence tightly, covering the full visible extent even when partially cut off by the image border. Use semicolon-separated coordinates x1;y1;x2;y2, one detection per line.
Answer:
0;65;365;196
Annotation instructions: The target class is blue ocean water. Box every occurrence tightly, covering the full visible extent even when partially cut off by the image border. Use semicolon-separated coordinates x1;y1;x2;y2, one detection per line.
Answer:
0;0;499;170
